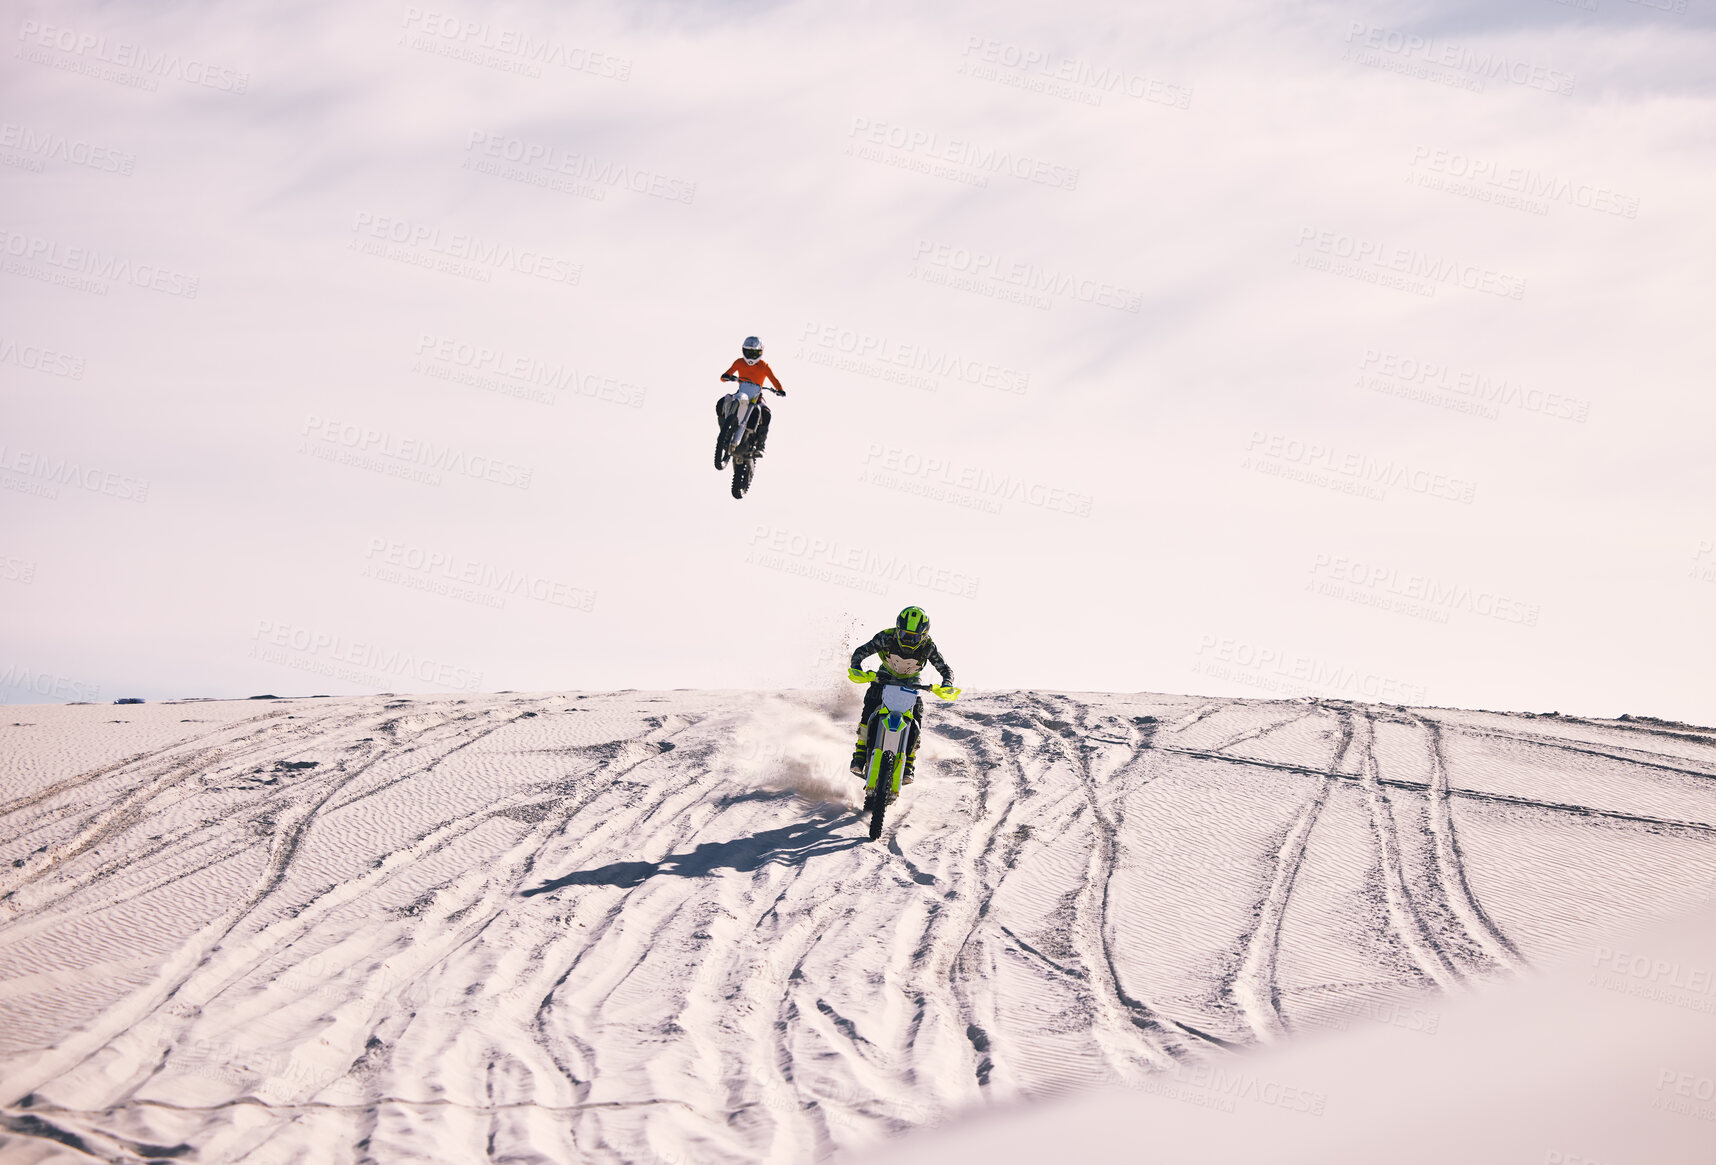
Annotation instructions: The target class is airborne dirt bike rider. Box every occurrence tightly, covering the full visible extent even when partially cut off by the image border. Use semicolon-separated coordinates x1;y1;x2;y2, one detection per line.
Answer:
714;336;785;499
716;335;785;457
847;606;958;785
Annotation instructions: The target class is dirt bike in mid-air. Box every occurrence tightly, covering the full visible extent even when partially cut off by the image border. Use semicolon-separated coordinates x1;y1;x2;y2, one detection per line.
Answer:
714;376;783;499
849;674;960;841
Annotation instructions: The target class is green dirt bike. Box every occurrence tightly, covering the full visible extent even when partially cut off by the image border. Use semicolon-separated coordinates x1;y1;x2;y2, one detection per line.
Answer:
849;674;960;841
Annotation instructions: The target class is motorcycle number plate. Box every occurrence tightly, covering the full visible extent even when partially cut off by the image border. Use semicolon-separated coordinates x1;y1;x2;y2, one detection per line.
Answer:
880;684;917;708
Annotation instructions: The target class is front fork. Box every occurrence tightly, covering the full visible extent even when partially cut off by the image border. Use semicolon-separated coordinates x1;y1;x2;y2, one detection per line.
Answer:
864;718;915;798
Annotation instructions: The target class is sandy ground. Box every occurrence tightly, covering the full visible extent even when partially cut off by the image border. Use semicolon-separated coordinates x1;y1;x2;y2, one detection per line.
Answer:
2;690;1713;1163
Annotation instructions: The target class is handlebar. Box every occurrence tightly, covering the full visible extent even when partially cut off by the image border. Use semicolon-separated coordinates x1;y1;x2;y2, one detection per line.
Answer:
721;375;784;395
846;670;960;700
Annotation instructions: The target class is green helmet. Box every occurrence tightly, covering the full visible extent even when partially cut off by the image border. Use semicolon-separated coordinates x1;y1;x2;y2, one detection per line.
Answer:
895;606;929;648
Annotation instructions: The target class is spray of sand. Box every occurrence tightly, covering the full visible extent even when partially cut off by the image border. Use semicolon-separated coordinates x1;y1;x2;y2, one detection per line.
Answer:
723;685;959;810
726;691;864;808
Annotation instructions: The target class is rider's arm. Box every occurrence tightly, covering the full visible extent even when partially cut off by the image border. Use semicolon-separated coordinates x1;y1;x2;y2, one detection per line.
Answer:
722;359;744;381
762;360;784;392
926;641;954;686
849;631;885;671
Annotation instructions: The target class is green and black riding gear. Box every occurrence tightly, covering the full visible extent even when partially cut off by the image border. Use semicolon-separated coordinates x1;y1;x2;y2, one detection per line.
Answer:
848;627;954;687
849;626;954;778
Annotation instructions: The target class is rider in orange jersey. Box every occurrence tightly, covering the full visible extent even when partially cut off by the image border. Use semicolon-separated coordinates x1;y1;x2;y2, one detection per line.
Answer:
717;335;785;456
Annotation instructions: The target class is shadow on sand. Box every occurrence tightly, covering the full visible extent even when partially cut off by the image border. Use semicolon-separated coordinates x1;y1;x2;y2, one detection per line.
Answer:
522;808;864;895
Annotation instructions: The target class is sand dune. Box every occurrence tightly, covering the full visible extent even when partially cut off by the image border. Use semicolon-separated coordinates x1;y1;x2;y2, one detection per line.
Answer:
2;690;1713;1163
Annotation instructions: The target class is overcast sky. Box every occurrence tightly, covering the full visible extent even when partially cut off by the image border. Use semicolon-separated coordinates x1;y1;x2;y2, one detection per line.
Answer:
3;0;1713;721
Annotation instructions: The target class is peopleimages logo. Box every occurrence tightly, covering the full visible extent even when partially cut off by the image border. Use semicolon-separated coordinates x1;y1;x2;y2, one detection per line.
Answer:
1590;945;1716;1015
1652;1067;1716;1122
0;553;37;585
250;619;483;693
299;416;533;489
957;36;1192;110
1408;146;1638;219
413;333;646;408
1342;23;1575;95
0;337;85;380
464;131;696;204
746;525;980;600
400;7;631;80
0;445;149;502
363;538;596;613
846;118;1079;190
0;122;135;174
1309;553;1541;627
1192;634;1427;703
1160;1061;1328;1116
15;19;250;93
912;239;1143;313
0;228;199;298
1244;430;1477;505
797;322;1029;394
1357;349;1589;423
1295;227;1525;301
861;444;1092;517
348;212;581;285
1692;539;1716;585
0;664;99;702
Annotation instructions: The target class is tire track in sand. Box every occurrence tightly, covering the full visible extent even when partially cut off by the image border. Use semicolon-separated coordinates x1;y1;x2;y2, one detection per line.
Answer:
0;707;290;819
1416;715;1526;975
0;701;538;1110
147;707;706;1165
1229;704;1350;1044
1029;694;1179;1075
0;706;388;926
1202;703;1320;754
737;697;1012;1153
1354;711;1462;991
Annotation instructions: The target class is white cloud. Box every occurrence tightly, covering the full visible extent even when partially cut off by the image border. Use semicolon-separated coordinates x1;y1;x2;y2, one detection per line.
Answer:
2;0;1711;721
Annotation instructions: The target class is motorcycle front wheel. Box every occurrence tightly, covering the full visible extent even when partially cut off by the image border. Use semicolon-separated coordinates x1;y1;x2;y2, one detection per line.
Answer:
867;751;894;840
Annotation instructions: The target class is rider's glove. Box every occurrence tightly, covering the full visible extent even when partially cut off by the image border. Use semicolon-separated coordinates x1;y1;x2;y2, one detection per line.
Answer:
774;387;786;396
931;685;961;701
721;373;736;382
848;668;876;684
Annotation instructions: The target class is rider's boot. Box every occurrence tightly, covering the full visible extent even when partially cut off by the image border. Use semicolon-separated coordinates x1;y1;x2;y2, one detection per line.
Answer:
902;747;917;785
849;742;866;778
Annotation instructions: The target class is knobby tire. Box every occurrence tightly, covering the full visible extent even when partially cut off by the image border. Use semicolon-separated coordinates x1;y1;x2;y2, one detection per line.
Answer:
868;750;894;840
